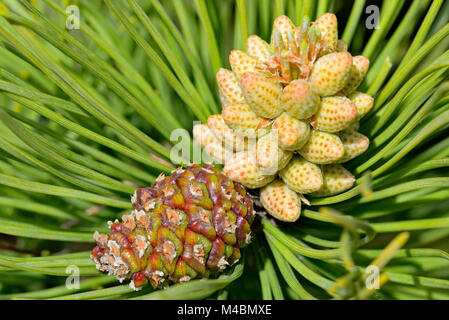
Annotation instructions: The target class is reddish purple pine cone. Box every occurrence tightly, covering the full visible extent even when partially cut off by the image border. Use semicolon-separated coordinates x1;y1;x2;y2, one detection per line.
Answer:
91;164;254;290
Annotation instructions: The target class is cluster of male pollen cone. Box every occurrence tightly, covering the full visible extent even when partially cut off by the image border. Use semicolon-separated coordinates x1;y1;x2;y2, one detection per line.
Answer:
194;14;373;223
91;164;254;290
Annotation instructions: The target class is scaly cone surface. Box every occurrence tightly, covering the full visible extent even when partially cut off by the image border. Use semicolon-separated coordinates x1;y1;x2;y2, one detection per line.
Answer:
91;164;254;291
194;13;373;222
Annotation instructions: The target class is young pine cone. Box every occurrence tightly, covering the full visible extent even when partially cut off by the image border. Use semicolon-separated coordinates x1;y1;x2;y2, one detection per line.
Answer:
194;14;373;222
91;164;254;291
